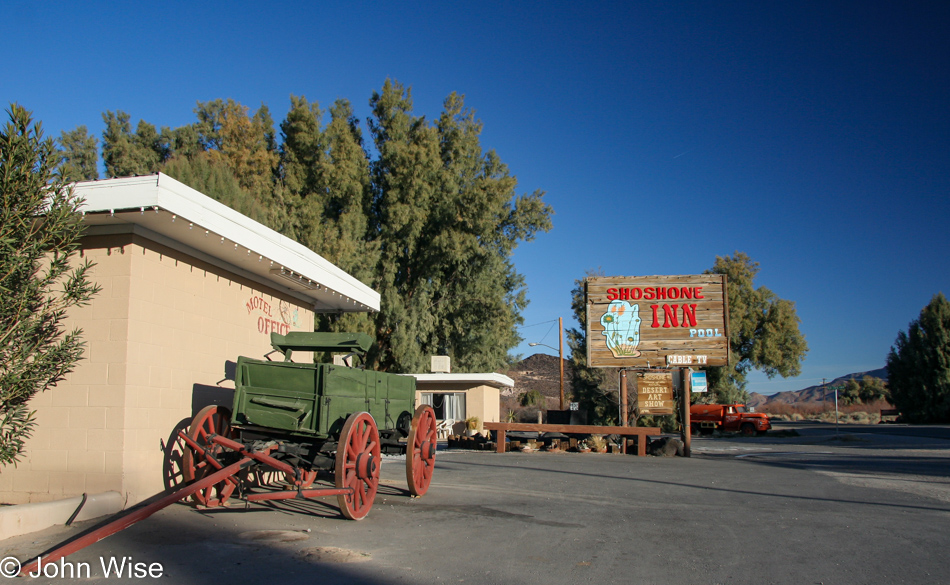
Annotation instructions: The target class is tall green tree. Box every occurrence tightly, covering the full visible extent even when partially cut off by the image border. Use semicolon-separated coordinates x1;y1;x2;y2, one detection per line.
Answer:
368;80;444;372
101;111;167;177
162;154;266;224
193;99;288;234
280;95;377;337
886;293;950;423
704;252;808;404
57;126;99;181
840;375;889;406
368;81;552;373
86;82;552;374
567;272;621;423
430;92;551;371
0;105;101;466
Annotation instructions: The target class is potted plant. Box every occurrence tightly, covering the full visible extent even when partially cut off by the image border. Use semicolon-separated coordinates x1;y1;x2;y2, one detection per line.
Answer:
577;440;591;453
464;416;480;437
589;435;608;453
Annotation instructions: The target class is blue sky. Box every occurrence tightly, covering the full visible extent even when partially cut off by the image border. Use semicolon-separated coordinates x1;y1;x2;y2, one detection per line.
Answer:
4;1;948;394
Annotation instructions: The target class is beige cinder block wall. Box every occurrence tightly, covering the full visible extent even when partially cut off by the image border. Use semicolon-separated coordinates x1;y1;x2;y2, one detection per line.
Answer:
0;233;314;505
466;385;500;429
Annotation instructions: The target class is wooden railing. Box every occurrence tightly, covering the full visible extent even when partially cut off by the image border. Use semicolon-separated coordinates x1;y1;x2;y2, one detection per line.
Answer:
483;422;661;456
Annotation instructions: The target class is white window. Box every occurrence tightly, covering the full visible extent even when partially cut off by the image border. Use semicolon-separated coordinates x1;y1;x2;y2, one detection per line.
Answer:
421;392;466;421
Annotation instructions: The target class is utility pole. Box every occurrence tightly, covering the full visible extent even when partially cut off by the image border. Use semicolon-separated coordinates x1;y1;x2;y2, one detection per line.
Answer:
558;317;564;411
528;318;565;411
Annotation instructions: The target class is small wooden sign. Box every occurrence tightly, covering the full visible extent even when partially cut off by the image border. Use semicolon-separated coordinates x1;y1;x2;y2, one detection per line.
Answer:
636;371;675;415
586;274;730;368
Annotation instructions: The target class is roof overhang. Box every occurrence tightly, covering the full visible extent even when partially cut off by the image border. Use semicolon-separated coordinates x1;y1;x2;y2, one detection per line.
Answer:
407;373;515;389
72;173;380;313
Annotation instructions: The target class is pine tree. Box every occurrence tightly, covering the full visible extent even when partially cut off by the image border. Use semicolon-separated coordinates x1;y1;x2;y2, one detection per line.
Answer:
194;99;287;234
57;126;99;181
280;95;377;338
887;293;950;423
198;99;278;199
367;81;552;373
162;154;266;224
430;92;551;372
368;80;443;372
101;111;166;177
86;84;552;375
0;105;101;466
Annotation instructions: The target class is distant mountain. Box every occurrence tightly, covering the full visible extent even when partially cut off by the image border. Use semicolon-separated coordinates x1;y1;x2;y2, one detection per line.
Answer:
504;353;575;407
750;367;888;409
746;392;769;409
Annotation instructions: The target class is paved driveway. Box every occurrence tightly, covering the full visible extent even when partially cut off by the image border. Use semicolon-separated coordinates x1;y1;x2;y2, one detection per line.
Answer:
4;423;949;584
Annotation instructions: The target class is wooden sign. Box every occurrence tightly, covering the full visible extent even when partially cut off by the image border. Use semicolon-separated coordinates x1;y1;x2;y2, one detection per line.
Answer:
636;371;675;415
586;274;730;368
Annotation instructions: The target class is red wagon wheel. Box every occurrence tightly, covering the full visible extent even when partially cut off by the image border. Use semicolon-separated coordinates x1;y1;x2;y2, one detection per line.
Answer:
405;405;437;496
335;412;380;520
182;405;239;507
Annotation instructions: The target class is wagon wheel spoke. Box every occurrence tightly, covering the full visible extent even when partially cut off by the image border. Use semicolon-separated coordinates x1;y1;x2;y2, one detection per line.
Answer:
405;405;437;497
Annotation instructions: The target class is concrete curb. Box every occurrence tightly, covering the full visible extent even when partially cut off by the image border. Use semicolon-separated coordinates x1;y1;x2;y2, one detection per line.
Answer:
0;491;125;541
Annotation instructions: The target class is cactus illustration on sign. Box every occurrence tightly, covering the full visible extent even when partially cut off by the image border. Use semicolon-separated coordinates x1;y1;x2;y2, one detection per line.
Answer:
601;300;642;358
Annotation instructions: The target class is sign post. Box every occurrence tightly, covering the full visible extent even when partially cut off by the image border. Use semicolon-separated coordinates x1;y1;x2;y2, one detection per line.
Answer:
620;369;628;427
681;368;692;457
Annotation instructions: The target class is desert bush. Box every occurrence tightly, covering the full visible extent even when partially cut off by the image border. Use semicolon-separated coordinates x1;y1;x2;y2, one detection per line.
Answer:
520;389;544;407
517;405;541;423
636;414;679;433
763;402;825;418
763;398;893;423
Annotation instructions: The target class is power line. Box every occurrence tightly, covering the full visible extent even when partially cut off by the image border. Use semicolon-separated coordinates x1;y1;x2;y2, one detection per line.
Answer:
518;319;560;329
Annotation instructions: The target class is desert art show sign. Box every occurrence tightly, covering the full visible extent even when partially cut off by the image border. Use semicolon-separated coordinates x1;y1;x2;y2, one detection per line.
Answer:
586;275;730;368
636;371;675;415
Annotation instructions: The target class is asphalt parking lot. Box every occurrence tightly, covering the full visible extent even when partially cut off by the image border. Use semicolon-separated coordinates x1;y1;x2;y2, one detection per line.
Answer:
4;422;949;584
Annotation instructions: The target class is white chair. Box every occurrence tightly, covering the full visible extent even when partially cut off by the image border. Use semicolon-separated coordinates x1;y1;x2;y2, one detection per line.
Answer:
436;419;454;439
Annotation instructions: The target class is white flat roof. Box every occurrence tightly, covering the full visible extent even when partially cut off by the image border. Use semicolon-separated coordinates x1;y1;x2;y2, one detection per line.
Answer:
73;173;380;313
408;373;515;389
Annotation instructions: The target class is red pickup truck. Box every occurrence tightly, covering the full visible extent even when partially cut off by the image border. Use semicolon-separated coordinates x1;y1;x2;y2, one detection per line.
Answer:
690;403;771;436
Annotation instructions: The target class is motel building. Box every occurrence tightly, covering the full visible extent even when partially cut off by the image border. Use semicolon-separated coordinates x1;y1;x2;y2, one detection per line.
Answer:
0;173;507;536
0;173;379;512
